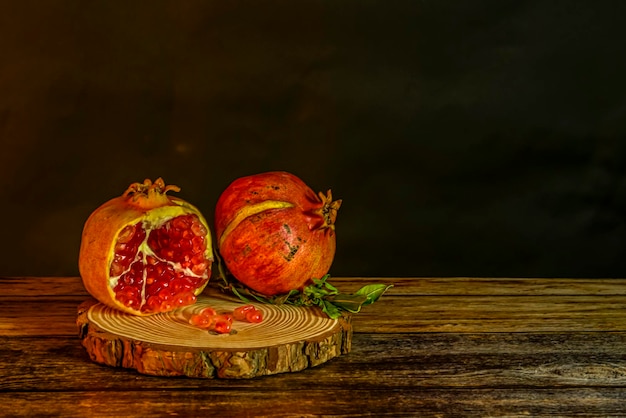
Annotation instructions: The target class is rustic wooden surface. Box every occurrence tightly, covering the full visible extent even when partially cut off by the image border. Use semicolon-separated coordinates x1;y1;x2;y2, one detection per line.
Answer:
77;292;351;379
3;276;626;417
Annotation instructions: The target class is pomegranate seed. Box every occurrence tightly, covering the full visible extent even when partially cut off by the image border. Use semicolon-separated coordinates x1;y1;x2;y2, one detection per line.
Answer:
158;288;171;300
175;293;195;306
191;221;207;238
200;307;217;318
110;263;124;277
124;299;137;307
245;309;263;323
213;314;233;334
233;305;256;321
141;296;162;313
192;236;205;252
119;275;134;286
117;225;136;244
189;313;212;329
160;301;173;311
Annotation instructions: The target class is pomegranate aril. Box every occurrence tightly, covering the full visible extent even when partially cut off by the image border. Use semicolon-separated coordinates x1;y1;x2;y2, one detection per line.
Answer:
175;293;196;306
213;314;233;334
120;287;140;300
112;253;128;266
192;236;205;252
113;279;141;307
160;301;174;311
245;309;263;323
130;258;144;278
116;289;138;308
233;305;255;321
142;297;159;313
123;299;138;308
199;307;217;317
116;224;136;243
191;262;208;276
158;288;172;300
189;313;212;329
191;221;207;238
122;275;136;286
172;216;190;231
110;262;125;277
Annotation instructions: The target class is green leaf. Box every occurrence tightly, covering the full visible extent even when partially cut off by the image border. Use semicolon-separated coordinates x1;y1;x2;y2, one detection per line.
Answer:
325;293;368;313
229;285;251;303
355;283;394;306
270;290;295;305
215;268;393;320
303;274;338;300
322;300;342;319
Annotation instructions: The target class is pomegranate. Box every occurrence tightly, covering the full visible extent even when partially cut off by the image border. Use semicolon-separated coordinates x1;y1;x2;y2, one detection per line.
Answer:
215;171;341;296
79;178;213;315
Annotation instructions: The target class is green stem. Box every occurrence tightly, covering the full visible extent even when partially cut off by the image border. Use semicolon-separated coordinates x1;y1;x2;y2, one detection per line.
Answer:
215;265;393;319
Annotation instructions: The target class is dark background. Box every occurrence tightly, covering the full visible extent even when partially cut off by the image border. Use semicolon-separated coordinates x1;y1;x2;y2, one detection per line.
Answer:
2;0;626;279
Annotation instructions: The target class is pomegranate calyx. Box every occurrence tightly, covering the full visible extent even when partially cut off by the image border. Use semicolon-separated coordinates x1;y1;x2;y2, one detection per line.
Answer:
311;190;342;230
122;178;181;209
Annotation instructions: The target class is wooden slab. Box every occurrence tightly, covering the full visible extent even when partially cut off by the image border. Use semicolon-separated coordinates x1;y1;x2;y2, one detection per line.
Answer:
76;289;352;379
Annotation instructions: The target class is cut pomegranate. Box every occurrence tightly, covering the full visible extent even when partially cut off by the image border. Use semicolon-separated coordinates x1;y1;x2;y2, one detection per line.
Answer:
79;178;213;316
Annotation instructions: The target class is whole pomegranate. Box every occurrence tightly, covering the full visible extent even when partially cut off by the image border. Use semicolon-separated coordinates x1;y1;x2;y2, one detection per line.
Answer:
215;171;341;296
79;178;213;315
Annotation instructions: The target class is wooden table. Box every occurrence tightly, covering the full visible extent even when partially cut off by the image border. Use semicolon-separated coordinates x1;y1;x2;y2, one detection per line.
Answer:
3;276;626;417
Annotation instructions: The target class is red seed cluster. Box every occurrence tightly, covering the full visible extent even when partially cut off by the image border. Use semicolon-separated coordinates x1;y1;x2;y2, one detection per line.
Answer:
110;224;146;277
148;214;209;275
188;305;264;334
110;214;211;314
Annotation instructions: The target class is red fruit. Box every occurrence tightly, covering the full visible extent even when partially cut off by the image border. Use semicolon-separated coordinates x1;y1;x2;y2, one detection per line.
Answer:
215;171;341;296
79;178;213;315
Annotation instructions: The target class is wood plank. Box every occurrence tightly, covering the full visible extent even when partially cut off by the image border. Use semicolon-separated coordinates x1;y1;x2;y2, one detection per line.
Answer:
333;277;626;296
5;276;626;416
3;388;626;418
0;297;85;336
4;293;626;337
5;276;626;299
0;276;88;297
4;333;626;391
350;294;626;333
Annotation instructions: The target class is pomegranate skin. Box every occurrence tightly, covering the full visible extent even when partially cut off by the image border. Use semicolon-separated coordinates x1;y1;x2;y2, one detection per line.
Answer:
215;171;341;296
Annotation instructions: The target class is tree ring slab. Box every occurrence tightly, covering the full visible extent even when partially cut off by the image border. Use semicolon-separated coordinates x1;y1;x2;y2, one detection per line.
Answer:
77;289;352;379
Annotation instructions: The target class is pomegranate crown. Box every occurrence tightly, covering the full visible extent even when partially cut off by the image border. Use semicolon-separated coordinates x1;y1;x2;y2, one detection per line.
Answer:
122;178;181;208
313;190;342;230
